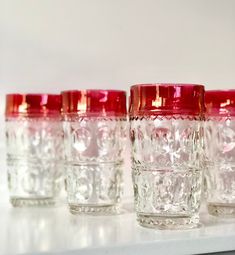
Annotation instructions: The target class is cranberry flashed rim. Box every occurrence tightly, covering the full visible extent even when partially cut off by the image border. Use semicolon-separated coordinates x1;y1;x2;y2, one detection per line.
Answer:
129;83;205;117
61;89;127;116
5;93;62;117
205;90;235;117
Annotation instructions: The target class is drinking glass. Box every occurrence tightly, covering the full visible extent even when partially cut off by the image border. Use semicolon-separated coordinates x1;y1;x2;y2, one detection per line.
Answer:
129;84;205;229
205;90;235;217
62;90;127;214
5;94;64;206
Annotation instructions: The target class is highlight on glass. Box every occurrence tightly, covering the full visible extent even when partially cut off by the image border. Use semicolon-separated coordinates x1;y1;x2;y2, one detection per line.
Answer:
129;84;205;229
62;89;127;214
205;90;235;217
5;94;64;207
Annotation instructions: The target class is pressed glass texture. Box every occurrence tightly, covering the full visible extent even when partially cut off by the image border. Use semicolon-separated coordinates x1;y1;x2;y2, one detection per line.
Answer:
5;94;63;206
205;90;235;217
62;90;127;214
130;84;205;229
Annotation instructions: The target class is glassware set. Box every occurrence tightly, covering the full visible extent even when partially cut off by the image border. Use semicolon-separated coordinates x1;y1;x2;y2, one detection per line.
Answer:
4;84;235;230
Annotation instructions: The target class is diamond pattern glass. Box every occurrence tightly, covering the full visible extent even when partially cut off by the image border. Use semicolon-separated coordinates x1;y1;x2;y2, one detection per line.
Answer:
130;116;204;229
205;117;235;216
63;116;126;214
6;117;64;206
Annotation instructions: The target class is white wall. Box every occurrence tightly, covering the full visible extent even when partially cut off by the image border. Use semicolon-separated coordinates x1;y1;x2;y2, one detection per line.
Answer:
1;0;235;196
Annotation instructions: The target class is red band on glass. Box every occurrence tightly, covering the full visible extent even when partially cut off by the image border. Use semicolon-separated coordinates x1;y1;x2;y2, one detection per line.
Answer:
61;90;127;116
5;94;62;117
205;90;235;117
129;83;205;116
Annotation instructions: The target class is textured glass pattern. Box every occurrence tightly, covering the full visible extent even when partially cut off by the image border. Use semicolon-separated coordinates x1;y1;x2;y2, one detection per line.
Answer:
6;117;64;206
205;117;235;216
63;116;126;214
130;116;204;229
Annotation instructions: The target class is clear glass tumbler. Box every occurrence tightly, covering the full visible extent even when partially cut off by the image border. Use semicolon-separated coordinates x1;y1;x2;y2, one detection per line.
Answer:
5;94;64;206
205;90;235;217
129;84;205;229
62;90;127;214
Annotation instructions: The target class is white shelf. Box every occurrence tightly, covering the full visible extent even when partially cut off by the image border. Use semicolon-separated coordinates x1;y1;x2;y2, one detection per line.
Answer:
1;198;235;255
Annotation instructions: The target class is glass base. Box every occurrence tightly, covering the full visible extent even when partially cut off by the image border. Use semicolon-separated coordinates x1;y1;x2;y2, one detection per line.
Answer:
10;197;55;207
69;204;119;215
208;203;235;217
137;213;200;230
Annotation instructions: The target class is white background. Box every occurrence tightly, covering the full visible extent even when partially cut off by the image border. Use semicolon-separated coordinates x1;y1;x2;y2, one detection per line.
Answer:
1;0;235;197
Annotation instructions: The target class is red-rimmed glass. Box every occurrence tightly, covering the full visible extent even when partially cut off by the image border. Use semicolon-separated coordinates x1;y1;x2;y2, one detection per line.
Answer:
5;93;63;207
62;89;127;214
129;83;205;229
205;90;235;216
